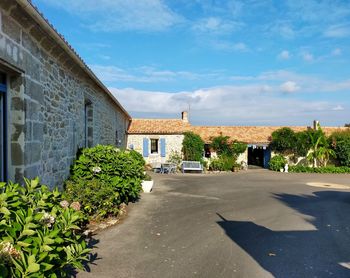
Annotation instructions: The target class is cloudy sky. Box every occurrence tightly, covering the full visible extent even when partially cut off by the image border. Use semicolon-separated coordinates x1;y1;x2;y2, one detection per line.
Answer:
33;0;350;126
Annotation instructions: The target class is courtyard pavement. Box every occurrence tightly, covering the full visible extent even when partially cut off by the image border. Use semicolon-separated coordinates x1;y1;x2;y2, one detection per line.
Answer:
79;170;350;278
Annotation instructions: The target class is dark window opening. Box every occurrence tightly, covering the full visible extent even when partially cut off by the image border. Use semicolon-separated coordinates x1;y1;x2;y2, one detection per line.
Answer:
84;100;93;148
115;130;120;147
0;72;7;182
204;144;211;158
150;139;159;154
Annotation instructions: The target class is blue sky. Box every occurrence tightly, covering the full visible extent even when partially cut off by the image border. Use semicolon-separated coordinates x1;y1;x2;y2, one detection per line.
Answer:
33;0;350;126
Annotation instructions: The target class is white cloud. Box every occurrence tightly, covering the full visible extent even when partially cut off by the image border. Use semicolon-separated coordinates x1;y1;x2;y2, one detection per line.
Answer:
40;0;183;32
278;50;291;60
211;41;248;52
302;52;314;62
332;105;344;111
192;17;243;34
280;81;300;93
110;85;345;125
324;23;350;38
331;48;342;56
90;65;218;83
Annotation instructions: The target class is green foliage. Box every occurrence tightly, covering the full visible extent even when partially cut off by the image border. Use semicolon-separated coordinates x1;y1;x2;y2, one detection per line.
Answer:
65;179;119;220
209;155;238;171
182;132;205;162
167;151;182;170
330;129;350;167
210;135;247;157
269;155;287;171
270;125;336;168
270;128;296;154
289;165;350;173
210;135;232;156
0;178;90;277
209;135;247;171
306;125;335;167
65;145;146;220
294;131;312;157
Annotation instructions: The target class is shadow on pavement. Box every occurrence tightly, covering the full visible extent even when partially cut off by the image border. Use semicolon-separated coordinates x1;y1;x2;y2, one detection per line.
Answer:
217;191;350;277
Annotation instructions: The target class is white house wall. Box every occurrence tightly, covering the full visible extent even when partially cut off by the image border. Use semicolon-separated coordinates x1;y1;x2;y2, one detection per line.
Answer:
127;134;184;166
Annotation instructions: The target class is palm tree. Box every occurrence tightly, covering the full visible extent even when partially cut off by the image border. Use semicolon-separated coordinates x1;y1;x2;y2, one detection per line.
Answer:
307;123;335;167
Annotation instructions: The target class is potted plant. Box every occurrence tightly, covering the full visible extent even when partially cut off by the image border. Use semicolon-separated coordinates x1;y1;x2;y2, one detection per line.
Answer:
142;174;154;193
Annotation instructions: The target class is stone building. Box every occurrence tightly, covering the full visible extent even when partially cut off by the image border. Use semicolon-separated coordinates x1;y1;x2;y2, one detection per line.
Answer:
0;1;130;186
128;112;347;168
127;112;190;166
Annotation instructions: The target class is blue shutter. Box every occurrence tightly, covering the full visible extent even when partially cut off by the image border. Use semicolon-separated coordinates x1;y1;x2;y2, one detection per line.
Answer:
143;138;149;157
160;138;166;157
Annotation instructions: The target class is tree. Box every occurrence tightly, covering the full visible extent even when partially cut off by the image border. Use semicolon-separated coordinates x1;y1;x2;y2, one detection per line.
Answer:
307;124;335;167
330;130;350;167
270;127;296;155
182;132;205;162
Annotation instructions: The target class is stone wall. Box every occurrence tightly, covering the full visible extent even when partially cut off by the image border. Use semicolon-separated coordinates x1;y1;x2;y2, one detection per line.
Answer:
127;134;184;166
0;2;129;187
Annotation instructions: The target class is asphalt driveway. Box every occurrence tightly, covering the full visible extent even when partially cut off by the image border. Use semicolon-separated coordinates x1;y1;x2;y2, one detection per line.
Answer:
79;170;350;278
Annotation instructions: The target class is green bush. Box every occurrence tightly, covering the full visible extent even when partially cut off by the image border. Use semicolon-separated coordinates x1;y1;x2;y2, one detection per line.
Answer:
0;178;90;277
65;145;145;219
289;165;350;173
209;155;237;171
65;179;119;220
270;128;296;154
210;135;247;157
269;155;287;171
331;130;350;167
167;151;182;170
182;132;205;162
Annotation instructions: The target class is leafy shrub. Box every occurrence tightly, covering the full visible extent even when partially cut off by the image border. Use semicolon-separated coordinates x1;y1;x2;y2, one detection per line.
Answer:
209;155;236;171
331;130;350;167
182;132;205;162
294;131;312;157
289;165;350;173
270;128;296;154
65;179;119;220
167;151;182;170
210;135;247;157
65;145;145;219
0;178;90;277
269;155;287;171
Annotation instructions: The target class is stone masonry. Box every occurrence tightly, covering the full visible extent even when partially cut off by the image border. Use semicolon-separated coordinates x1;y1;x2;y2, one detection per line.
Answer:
0;2;130;187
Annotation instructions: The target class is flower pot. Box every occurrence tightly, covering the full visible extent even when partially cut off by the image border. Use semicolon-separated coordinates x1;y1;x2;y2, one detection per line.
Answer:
142;180;154;193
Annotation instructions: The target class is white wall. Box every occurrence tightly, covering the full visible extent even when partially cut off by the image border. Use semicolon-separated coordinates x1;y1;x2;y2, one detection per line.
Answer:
127;134;184;166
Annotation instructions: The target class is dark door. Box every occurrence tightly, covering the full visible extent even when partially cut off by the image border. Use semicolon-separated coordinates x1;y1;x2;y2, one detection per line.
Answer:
0;73;7;182
248;147;264;167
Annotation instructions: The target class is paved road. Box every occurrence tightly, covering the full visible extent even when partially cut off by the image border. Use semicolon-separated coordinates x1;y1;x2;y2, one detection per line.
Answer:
79;170;350;278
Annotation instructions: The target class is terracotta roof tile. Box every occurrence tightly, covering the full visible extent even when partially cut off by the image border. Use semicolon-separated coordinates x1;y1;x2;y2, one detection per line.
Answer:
128;118;348;143
128;119;191;134
191;126;348;144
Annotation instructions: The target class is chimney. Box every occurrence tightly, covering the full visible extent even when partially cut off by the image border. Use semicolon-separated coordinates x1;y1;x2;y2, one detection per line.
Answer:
313;120;319;130
181;111;189;123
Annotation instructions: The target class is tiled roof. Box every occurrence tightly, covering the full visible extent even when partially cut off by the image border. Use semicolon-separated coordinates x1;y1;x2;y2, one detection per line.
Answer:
128;119;191;134
128;118;348;143
191;126;348;144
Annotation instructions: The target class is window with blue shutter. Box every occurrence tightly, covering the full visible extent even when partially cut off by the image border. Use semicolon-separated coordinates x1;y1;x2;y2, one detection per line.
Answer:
143;138;149;157
160;138;166;157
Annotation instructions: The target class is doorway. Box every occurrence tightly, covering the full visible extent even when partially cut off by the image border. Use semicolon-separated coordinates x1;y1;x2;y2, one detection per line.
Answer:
248;145;271;168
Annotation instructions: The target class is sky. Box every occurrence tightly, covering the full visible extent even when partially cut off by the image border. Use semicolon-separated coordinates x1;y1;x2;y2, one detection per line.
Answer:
32;0;350;126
